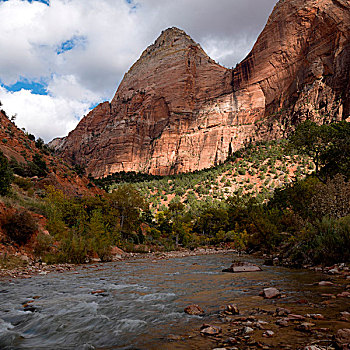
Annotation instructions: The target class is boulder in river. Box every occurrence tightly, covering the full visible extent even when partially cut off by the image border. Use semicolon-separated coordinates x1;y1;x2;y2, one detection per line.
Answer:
261;287;281;299
222;261;262;273
184;304;204;315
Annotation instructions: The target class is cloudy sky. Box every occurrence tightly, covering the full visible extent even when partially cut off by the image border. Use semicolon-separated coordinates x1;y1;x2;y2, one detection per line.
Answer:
0;0;277;142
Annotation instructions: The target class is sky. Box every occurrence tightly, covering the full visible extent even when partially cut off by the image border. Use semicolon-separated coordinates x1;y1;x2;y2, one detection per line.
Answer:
0;0;277;142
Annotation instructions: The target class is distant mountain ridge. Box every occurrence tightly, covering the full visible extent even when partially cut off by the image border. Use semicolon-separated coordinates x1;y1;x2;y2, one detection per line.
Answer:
53;0;350;177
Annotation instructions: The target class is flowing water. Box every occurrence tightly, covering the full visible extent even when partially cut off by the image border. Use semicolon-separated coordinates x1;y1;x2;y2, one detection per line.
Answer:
0;253;348;350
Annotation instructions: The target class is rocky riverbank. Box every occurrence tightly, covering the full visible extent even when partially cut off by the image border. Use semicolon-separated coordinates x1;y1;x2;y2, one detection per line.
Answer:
0;247;236;280
160;261;350;350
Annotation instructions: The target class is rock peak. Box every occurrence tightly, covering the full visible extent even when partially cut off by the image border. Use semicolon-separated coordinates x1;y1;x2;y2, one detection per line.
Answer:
141;26;198;57
57;0;350;177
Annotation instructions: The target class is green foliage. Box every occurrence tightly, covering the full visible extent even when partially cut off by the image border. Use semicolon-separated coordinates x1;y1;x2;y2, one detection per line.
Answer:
0;151;13;195
13;176;33;191
9;154;48;178
289;120;350;180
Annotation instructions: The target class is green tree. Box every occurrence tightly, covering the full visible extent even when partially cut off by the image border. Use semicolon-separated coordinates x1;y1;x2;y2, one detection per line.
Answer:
109;184;147;240
0;151;13;195
289;120;350;181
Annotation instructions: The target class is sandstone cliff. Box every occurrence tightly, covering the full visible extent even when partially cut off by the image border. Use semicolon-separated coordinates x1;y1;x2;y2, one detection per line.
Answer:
56;0;350;177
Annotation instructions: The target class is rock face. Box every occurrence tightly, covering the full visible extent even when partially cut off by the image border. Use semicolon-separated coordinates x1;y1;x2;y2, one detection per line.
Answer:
56;0;350;177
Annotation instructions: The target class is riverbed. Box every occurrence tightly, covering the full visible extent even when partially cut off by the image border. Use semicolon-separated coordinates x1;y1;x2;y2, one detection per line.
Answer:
0;253;349;349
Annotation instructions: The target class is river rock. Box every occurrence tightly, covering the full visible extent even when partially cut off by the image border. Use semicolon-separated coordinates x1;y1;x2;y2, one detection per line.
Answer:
261;287;281;299
276;318;289;327
91;290;108;296
243;326;254;334
335;328;350;348
288;314;306;321
222;261;262;273
224;304;239;315
263;330;274;337
276;307;291;316
184;304;204;315
337;291;350;298
306;314;325;320
295;322;315;332
200;325;222;336
317;281;334;286
340;311;350;322
304;346;325;350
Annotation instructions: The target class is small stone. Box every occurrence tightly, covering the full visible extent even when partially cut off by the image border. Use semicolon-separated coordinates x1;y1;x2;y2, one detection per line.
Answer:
243;326;254;334
328;268;340;274
340;311;350;322
306;314;325;320
184;304;205;315
337;291;350;298
295;322;315;332
304;346;324;350
263;330;274;337
317;281;334;286
321;293;336;298
200;325;222;336
91;290;108;296
287;314;306;321
276;318;289;327
225;337;237;345
167;334;182;341
222;261;262;273
225;304;239;315
23;305;39;313
276;307;291;316
261;287;280;299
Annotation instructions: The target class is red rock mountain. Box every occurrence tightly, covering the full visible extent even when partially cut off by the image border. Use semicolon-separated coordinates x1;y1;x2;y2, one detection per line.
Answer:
55;0;350;177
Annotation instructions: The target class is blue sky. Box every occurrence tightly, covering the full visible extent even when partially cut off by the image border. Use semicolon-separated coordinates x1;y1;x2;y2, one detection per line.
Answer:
0;0;277;142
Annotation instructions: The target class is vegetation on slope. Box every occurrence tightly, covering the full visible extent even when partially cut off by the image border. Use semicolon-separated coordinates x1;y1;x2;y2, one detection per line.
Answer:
0;119;349;267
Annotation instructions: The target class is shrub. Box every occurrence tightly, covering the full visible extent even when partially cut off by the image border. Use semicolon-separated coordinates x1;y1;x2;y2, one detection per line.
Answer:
13;176;33;191
3;210;38;245
0;151;13;195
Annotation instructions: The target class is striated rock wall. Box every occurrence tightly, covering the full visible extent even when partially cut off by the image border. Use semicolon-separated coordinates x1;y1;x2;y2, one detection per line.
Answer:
57;0;350;177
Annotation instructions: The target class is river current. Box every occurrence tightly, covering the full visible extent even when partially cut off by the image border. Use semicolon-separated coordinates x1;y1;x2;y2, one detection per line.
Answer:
0;253;343;349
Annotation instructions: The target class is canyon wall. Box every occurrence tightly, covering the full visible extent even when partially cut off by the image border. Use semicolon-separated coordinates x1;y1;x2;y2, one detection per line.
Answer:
55;0;350;177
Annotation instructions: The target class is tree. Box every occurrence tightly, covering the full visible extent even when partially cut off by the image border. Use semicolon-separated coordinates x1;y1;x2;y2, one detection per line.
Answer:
0;151;13;195
289;120;327;179
289;120;350;181
109;185;147;240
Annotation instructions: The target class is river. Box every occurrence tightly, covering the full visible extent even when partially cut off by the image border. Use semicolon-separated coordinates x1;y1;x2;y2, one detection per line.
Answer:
0;253;349;349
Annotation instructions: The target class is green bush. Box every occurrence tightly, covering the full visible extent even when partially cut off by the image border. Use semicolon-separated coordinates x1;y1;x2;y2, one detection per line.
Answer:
0;151;13;195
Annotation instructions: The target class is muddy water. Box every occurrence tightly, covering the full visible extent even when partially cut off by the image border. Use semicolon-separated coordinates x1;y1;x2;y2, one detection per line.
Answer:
0;253;349;349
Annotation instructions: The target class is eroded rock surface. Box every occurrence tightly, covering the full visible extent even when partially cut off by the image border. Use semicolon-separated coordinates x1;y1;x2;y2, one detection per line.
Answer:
56;0;350;177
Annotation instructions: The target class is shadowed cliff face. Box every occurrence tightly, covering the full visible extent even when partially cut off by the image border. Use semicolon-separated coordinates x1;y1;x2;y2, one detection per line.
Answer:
56;0;350;177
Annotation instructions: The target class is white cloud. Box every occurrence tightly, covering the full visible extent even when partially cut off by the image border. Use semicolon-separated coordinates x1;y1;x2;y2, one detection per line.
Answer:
0;86;96;142
0;0;277;142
